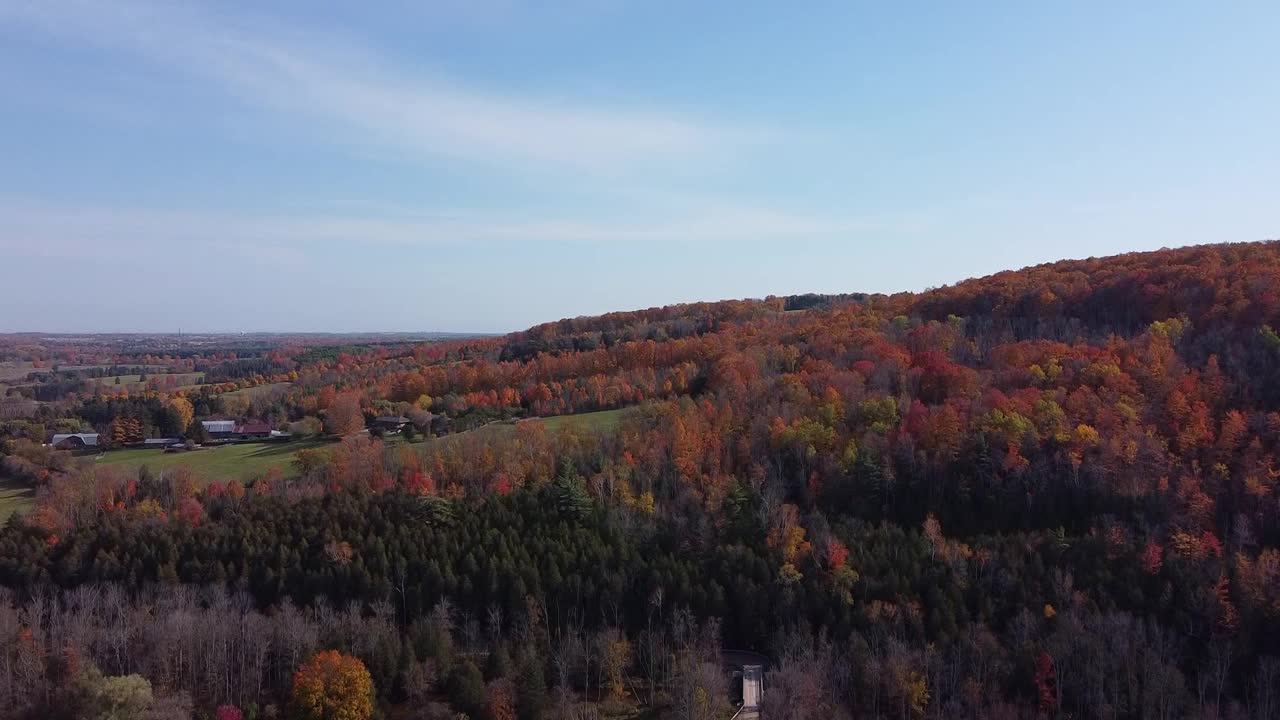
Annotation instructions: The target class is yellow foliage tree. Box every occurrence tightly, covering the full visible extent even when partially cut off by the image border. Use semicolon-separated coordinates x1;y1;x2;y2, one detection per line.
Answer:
635;490;655;515
599;630;632;699
290;650;374;720
768;503;812;565
169;397;194;433
898;670;929;718
1074;423;1100;447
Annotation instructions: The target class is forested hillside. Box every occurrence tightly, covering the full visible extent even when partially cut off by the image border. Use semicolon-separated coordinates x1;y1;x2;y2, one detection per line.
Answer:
2;242;1279;719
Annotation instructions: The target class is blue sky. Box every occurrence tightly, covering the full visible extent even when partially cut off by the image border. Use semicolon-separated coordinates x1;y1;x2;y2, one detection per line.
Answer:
1;1;1277;333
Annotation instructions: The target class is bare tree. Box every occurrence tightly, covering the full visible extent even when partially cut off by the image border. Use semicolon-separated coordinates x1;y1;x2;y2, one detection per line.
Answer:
1253;656;1280;720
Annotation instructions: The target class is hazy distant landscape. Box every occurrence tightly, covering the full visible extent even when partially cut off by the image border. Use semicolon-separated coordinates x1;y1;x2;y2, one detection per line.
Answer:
1;242;1279;720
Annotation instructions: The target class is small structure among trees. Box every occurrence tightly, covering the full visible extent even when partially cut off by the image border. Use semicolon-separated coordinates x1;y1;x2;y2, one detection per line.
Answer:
372;415;409;433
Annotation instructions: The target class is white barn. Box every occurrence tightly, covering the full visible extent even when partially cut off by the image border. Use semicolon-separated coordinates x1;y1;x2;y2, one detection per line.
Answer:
201;420;236;434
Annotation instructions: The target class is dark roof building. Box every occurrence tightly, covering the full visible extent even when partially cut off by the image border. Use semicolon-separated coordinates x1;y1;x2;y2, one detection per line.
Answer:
51;433;100;449
234;422;272;436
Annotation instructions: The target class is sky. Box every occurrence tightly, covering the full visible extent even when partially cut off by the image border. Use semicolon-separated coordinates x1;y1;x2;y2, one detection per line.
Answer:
1;1;1278;334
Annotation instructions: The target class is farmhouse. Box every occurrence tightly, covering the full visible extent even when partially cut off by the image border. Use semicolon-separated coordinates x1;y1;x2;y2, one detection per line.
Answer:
200;419;275;440
50;433;100;450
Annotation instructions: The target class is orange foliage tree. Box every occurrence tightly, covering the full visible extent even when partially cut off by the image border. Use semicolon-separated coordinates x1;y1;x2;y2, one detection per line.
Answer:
324;393;366;437
290;650;374;720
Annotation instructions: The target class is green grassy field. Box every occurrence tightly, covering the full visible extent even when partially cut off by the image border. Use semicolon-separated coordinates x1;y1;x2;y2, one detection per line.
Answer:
94;372;204;389
0;361;36;382
1;363;186;384
59;364;169;372
93;439;329;481
218;382;292;399
86;408;633;485
540;407;630;432
409;407;634;448
0;479;36;521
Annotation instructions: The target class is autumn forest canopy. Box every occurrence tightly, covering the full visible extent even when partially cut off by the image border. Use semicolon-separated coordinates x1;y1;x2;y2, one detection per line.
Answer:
1;241;1280;719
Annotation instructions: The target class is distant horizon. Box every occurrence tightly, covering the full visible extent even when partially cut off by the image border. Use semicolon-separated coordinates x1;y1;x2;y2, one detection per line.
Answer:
6;237;1277;336
0;330;496;338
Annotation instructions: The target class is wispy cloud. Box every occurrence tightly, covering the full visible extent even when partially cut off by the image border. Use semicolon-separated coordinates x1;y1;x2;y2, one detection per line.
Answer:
1;0;758;173
1;198;899;261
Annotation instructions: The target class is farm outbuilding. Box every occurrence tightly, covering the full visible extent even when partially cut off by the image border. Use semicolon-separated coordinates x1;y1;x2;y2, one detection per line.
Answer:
234;422;272;439
373;416;409;432
201;420;236;434
50;433;100;450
